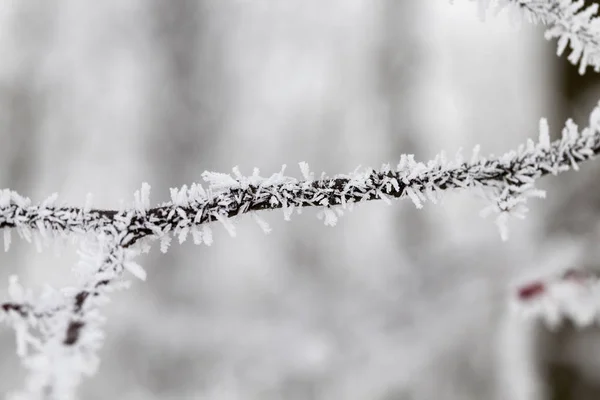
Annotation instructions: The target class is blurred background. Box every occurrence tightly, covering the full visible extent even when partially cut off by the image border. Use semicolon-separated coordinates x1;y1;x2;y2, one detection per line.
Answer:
1;1;600;399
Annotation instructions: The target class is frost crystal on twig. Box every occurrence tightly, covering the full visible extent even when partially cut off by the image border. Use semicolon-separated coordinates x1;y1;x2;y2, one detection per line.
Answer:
2;106;597;249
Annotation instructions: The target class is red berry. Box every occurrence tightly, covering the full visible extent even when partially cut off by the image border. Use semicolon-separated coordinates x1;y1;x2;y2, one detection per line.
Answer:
517;282;545;300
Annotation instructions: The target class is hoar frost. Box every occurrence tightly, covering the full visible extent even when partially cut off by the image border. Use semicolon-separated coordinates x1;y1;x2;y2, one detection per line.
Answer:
3;0;600;397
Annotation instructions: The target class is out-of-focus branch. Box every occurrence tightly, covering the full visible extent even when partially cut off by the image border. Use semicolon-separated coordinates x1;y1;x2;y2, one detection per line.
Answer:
0;239;138;400
476;1;600;74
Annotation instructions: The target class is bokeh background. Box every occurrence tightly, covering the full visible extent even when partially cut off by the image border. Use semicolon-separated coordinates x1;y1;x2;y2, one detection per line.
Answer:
1;1;600;399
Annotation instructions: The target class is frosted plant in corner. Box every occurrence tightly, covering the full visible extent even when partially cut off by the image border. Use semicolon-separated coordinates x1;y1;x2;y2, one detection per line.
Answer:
2;0;600;398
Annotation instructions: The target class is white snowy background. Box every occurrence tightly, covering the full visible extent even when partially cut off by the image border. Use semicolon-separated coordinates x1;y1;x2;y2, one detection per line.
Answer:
1;1;598;399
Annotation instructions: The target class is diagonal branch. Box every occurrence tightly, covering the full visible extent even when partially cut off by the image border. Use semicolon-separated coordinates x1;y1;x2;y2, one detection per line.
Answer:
1;121;599;251
1;111;600;354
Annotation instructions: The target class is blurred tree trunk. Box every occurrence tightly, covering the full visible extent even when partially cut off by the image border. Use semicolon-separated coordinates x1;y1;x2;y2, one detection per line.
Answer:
543;2;600;398
0;3;56;391
145;0;224;301
377;0;431;262
113;1;230;396
0;3;55;193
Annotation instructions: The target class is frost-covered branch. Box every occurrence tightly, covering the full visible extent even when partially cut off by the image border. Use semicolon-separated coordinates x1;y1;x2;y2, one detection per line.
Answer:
1;114;600;254
2;108;600;321
0;108;599;393
3;0;600;398
476;0;600;74
0;239;138;400
513;267;600;328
